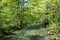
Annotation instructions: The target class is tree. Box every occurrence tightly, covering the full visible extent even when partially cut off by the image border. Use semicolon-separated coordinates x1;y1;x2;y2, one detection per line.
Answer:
0;0;21;36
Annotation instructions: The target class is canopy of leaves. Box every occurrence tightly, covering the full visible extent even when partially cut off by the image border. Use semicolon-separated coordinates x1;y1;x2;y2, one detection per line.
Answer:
0;0;60;38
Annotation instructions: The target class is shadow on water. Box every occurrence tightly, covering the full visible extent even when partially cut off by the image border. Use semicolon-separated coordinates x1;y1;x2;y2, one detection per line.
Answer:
28;35;44;40
24;24;47;30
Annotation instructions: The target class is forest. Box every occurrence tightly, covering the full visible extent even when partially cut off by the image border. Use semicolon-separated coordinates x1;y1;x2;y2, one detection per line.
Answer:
0;0;60;40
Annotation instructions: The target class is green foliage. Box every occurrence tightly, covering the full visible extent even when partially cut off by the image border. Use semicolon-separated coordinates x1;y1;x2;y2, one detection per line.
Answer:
0;0;20;36
0;0;60;37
